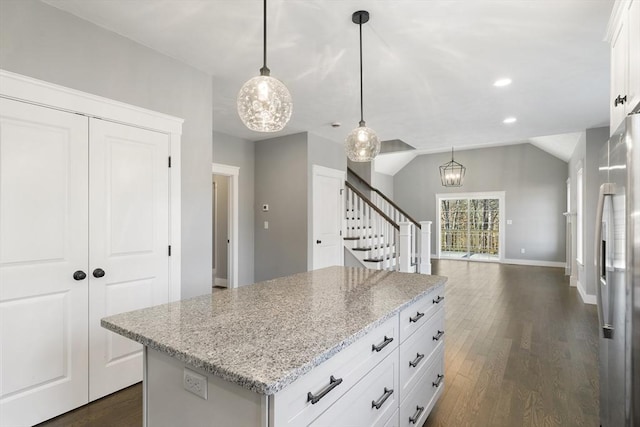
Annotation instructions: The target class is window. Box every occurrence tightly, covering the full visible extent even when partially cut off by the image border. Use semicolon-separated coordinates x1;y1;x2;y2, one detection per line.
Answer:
437;192;505;261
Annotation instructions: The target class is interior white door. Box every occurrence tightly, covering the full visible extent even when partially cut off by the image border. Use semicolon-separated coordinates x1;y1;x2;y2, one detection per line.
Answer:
312;166;345;270
0;98;89;426
88;118;170;400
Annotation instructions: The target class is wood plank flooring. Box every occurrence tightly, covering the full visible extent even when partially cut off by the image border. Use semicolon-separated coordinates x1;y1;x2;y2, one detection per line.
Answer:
424;260;599;427
36;260;599;427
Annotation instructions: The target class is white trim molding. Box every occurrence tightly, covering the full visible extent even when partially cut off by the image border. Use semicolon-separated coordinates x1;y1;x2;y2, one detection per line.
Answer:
0;69;183;134
577;281;597;305
212;163;240;288
502;259;567;268
1;69;182;303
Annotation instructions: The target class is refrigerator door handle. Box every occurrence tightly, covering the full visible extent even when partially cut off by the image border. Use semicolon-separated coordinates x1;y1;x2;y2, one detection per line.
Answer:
595;182;615;339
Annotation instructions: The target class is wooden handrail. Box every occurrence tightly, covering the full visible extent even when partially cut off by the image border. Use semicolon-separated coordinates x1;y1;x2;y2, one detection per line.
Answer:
347;167;421;229
345;181;399;230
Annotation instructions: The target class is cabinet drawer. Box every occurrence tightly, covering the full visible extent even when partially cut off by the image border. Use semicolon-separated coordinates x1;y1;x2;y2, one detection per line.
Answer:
399;309;444;400
399;347;444;427
399;285;444;343
271;314;399;426
309;349;399;427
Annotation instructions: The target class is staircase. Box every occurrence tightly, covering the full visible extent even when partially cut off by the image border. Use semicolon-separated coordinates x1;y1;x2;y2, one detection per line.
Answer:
343;168;432;274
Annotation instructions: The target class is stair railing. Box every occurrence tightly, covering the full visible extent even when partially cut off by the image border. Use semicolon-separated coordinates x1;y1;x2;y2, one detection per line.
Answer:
347;168;426;270
345;181;399;271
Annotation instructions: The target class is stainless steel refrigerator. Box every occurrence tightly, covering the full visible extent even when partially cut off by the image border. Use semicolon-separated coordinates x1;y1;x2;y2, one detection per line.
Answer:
596;112;639;427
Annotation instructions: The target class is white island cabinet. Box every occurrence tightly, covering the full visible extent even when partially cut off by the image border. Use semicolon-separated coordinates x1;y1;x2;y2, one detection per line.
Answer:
102;266;446;427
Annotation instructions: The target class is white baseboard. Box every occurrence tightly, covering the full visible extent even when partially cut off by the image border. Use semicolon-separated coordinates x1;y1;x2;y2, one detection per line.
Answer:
569;275;577;287
502;258;566;268
576;280;597;305
214;277;228;287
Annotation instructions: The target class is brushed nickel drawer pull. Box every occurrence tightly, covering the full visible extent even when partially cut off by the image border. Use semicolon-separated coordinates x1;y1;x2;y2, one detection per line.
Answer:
371;387;394;410
307;375;342;404
409;311;424;323
433;295;444;304
409;353;425;368
433;330;445;341
432;374;444;388
409;405;425;424
372;336;393;352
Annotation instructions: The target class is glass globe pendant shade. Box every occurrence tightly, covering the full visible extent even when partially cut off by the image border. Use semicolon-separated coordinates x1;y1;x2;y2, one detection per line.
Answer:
237;74;293;132
345;124;381;162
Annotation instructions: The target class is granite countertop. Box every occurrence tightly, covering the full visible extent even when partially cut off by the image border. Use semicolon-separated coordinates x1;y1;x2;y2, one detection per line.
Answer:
101;266;446;395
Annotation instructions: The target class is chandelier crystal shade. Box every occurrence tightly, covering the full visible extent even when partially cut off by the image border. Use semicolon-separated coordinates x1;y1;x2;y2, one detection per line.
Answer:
439;148;466;187
237;0;292;132
345;10;380;162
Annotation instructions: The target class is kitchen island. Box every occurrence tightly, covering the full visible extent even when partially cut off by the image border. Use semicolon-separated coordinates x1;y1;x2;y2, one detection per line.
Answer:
102;266;446;426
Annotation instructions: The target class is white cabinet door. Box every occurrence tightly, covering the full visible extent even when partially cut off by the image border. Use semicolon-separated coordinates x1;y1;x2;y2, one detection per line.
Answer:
312;166;344;270
627;0;640;111
611;16;628;134
0;98;89;426
88;118;170;400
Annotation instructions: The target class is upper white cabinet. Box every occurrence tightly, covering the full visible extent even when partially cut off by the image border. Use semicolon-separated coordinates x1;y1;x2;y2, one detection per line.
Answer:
0;70;182;426
608;0;640;134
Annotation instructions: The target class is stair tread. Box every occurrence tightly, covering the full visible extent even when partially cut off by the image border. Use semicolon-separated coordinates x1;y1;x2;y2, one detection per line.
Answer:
352;244;393;251
364;254;397;262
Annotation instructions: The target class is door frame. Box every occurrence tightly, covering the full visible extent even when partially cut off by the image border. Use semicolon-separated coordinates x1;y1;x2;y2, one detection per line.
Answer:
0;70;183;425
0;69;182;302
435;191;506;262
310;165;346;270
212;163;239;288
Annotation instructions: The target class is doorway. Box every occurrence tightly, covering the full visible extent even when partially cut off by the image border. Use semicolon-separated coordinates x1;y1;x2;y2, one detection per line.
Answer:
436;192;505;261
311;165;345;270
212;163;239;288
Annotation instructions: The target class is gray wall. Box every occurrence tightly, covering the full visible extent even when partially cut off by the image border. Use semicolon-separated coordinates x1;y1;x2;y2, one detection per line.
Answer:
213;175;229;280
394;143;568;263
569;127;608;298
254;133;308;281
212;131;255;286
372;171;394;199
1;0;213;298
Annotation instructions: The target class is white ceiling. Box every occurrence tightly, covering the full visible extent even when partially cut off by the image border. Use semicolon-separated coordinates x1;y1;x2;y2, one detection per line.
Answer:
43;0;613;169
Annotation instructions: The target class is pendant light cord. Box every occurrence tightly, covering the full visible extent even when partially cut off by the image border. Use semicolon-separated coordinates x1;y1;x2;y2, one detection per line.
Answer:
359;18;364;126
261;0;270;76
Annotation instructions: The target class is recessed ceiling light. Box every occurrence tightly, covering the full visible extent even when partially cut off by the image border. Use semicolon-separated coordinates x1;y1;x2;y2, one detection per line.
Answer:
503;117;517;124
494;78;512;87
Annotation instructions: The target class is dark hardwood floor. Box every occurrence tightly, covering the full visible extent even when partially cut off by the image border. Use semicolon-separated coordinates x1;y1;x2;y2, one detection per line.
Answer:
424;260;599;427
35;383;142;427
37;260;599;427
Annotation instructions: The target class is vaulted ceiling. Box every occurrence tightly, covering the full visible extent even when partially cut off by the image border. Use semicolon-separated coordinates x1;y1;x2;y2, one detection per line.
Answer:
43;0;613;166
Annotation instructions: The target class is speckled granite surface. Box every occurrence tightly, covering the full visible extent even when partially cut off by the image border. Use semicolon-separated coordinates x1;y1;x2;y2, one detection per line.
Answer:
102;266;446;395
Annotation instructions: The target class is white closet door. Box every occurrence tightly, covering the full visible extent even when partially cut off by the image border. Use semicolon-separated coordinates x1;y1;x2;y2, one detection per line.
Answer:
0;98;89;426
88;118;170;401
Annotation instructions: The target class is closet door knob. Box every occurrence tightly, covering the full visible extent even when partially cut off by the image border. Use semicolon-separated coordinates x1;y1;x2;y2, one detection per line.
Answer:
93;268;105;278
73;270;87;281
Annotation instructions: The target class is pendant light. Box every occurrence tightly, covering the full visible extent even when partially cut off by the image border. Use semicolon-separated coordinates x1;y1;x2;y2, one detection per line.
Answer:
237;0;292;132
345;10;380;162
439;147;466;187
